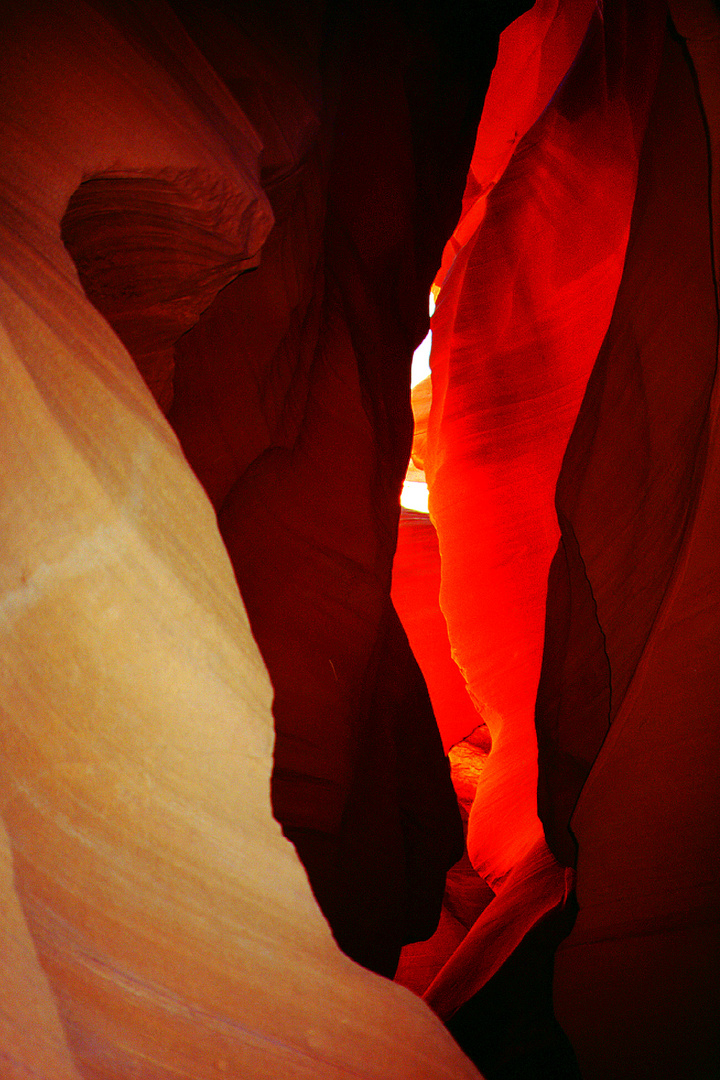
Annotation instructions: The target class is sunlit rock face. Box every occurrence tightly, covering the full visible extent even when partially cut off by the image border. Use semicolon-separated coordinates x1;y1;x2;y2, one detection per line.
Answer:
425;0;666;889
390;0;666;1024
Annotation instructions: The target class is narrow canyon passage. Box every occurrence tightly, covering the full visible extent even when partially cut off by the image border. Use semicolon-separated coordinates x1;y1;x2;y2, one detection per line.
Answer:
1;2;719;1079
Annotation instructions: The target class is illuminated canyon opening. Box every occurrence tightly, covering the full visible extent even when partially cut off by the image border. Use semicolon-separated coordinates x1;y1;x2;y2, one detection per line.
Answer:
2;2;719;1079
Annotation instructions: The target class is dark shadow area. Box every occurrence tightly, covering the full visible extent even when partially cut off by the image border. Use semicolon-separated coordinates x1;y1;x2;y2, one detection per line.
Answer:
447;897;582;1080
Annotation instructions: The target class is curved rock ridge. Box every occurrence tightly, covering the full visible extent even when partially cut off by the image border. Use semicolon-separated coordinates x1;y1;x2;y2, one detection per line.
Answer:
61;169;265;413
425;0;666;889
390;7;666;1030
390;3;720;1076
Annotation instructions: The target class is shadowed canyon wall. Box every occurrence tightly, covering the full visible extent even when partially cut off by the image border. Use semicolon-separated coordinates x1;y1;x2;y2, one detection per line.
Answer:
1;1;718;1078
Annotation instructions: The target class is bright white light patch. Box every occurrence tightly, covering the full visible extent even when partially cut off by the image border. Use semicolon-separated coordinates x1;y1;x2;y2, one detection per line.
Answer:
401;480;429;513
411;330;431;388
410;292;436;388
401;293;434;512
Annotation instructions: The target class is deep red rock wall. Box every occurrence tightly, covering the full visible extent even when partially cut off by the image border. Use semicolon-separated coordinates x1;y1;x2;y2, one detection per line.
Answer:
547;21;720;1077
424;0;666;888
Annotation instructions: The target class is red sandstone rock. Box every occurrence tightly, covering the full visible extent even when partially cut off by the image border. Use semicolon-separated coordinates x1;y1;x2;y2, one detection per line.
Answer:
2;0;719;1076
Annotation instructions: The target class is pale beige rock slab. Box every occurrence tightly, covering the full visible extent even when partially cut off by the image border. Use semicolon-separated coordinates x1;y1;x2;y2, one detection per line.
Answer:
0;817;84;1080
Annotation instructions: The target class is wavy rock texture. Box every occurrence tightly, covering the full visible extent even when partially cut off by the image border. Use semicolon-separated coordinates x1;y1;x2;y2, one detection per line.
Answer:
2;0;720;1077
425;0;666;889
388;2;667;1038
388;1;719;1076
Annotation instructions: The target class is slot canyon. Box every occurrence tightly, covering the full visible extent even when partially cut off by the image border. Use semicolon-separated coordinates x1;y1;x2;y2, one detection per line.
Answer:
1;1;718;1077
